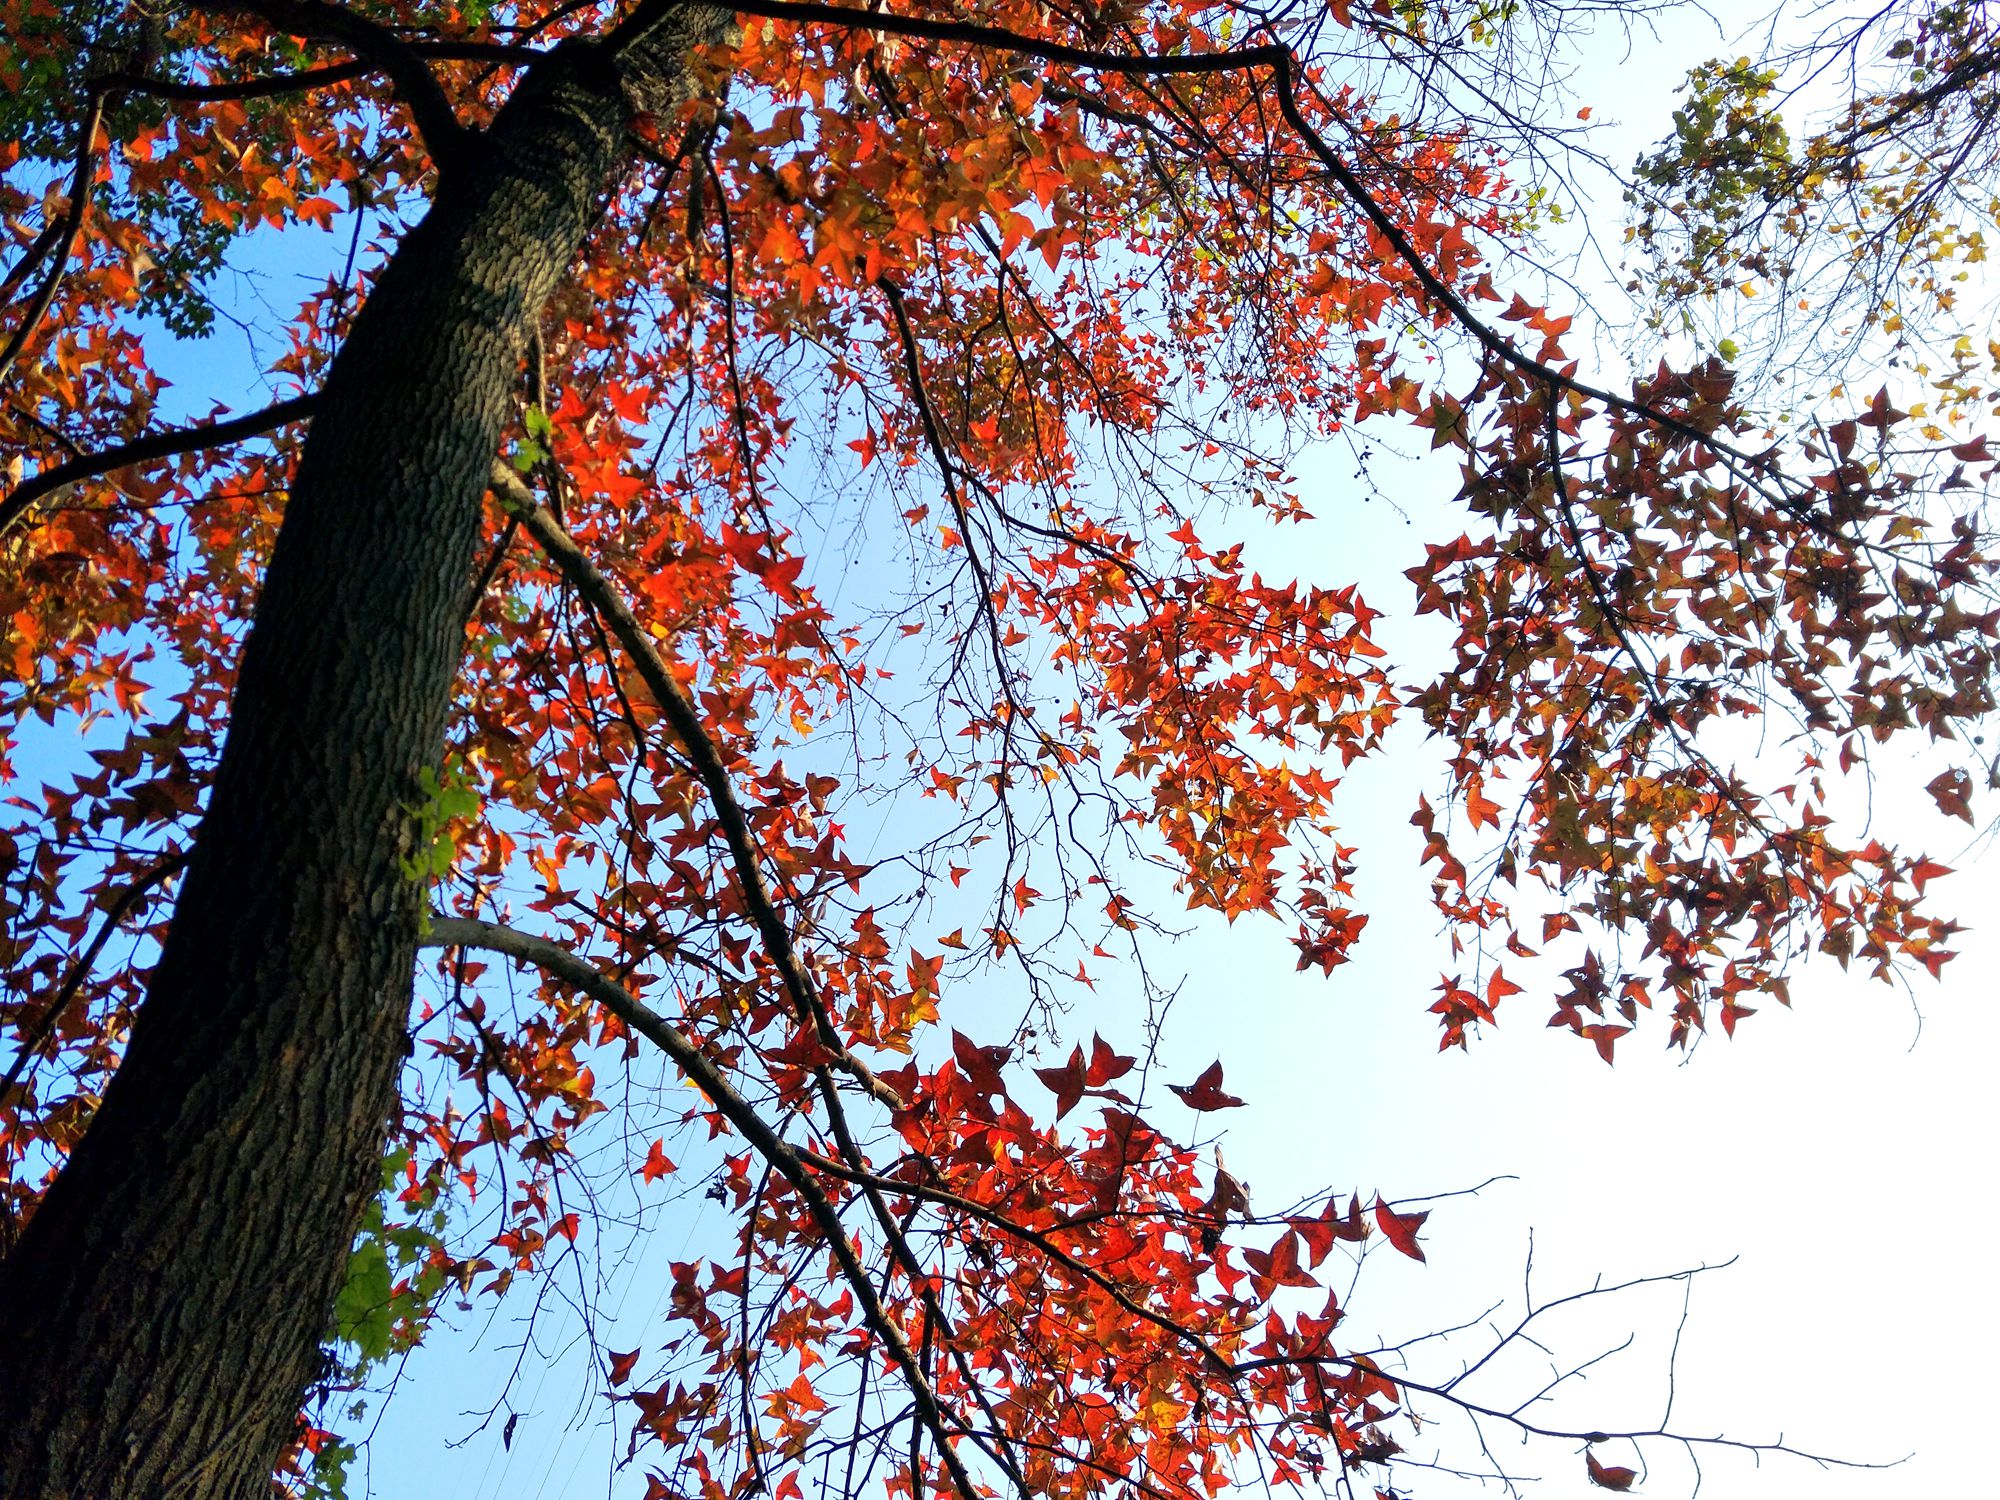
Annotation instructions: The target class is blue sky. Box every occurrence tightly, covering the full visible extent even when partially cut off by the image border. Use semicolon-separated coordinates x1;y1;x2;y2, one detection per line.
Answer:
8;7;1996;1497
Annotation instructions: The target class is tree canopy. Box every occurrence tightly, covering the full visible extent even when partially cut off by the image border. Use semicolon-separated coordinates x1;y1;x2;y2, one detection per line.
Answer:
0;1;1993;1497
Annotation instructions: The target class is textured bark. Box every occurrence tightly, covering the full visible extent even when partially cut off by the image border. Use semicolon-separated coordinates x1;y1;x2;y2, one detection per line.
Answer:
0;14;724;1498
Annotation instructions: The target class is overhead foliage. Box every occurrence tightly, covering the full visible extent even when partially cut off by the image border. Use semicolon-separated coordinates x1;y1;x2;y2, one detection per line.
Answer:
1631;0;2000;399
0;0;1992;1497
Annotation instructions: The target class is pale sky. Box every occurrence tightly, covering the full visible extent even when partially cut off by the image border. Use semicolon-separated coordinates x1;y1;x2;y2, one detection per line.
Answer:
302;8;2000;1495
12;5;1996;1498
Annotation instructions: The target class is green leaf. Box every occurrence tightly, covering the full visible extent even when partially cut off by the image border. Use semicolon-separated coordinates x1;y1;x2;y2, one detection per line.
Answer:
333;1205;395;1364
303;1438;358;1500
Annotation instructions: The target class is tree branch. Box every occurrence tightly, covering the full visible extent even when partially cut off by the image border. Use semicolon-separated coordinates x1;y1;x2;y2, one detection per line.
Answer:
708;0;1840;530
195;0;470;161
418;915;980;1500
497;458;1049;1493
630;0;1281;76
0;93;106;391
0;392;319;540
96;42;547;106
97;60;376;103
0;852;187;1155
488;462;902;1112
427;907;1895;1488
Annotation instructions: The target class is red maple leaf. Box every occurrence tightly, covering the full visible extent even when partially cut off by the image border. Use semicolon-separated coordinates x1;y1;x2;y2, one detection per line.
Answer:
1168;1061;1246;1111
1586;1450;1637;1491
1372;1198;1428;1262
1034;1046;1087;1119
642;1140;675;1184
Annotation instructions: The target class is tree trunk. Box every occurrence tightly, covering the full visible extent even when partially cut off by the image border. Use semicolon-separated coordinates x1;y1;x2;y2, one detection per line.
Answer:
0;16;721;1497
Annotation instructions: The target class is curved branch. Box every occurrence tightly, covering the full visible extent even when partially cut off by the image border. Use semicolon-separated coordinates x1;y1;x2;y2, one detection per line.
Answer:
0;216;71;311
622;0;1281;75
0;854;186;1116
1823;41;2000;154
0;93;106;391
195;0;469;160
431;912;1866;1485
707;1;1837;527
97;42;547;105
96;60;376;103
493;459;1049;1487
793;1142;1239;1376
418;915;981;1500
0;392;319;540
1231;1347;1890;1469
488;462;902;1111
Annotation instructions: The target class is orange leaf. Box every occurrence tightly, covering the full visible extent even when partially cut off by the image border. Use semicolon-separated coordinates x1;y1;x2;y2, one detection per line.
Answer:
642;1140;675;1183
1464;780;1502;830
1581;1023;1630;1066
1909;857;1952;892
1926;769;1974;823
